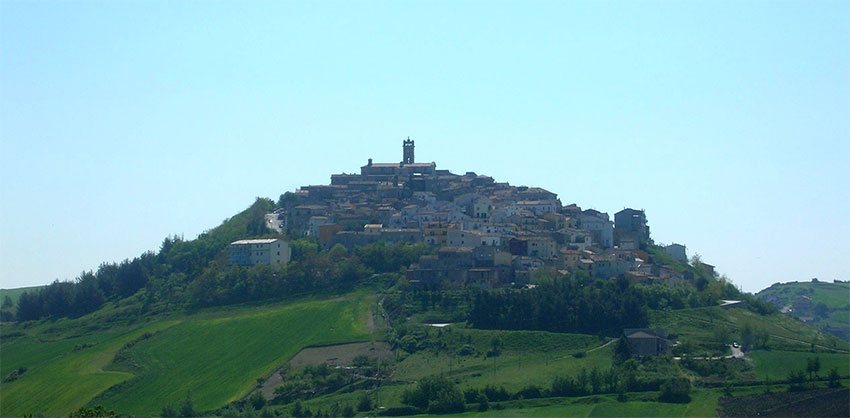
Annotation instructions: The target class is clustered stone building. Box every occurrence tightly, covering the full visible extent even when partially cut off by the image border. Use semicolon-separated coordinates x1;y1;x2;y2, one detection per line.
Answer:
250;140;696;289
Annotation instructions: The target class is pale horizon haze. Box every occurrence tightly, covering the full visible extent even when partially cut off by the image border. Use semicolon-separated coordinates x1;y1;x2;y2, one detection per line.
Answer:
1;1;848;293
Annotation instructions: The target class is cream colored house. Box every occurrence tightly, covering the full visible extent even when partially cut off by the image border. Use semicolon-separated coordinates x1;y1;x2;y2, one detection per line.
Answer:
229;238;291;266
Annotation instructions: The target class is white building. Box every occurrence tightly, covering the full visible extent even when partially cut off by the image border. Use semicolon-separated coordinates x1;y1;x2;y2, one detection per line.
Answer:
578;212;614;248
308;216;333;237
517;200;558;216
447;229;504;248
229;238;291;266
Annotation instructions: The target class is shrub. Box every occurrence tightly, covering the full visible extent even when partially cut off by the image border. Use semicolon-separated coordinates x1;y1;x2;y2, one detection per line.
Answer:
179;392;196;418
402;376;464;413
357;393;373;412
515;384;543;399
787;369;807;392
552;375;583;397
477;397;489;412
458;344;476;356
69;405;117;418
161;403;178;417
463;388;483;404
428;385;465;414
828;367;842;388
353;354;374;368
250;391;266;410
483;385;510;402
658;377;691;403
2;367;27;383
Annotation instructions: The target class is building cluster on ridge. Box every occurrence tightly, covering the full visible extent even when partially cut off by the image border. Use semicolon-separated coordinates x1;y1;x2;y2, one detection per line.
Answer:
234;139;697;289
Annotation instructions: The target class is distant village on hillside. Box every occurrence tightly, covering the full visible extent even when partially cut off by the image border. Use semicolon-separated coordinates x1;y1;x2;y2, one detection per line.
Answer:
231;139;712;290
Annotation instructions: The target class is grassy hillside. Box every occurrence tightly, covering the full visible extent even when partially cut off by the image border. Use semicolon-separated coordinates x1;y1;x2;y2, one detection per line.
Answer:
650;305;849;353
0;285;46;306
291;328;618;416
274;297;848;418
0;320;179;416
757;280;850;308
756;280;850;341
393;329;611;393
0;294;373;416
5;292;846;417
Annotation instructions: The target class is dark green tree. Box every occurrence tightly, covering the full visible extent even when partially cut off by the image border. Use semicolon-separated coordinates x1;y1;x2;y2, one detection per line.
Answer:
292;401;304;417
161;403;178;417
179;391;196;418
278;191;299;208
813;302;829;318
250;391;266;410
614;337;632;364
828;367;842;388
787;369;806;392
401;375;464;412
68;405;117;418
357;393;373;412
807;357;821;383
658;377;691;403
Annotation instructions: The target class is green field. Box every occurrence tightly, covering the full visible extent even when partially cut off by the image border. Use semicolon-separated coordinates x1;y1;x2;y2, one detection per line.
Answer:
398;388;720;417
749;350;850;380
5;285;848;418
0;294;373;416
0;320;179;416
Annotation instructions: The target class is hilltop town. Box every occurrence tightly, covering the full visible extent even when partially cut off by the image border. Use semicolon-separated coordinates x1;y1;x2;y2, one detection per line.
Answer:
243;139;701;290
5;139;848;418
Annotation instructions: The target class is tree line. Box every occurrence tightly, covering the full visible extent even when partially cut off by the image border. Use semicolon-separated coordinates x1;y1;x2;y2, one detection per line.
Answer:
469;274;649;336
187;241;428;308
14;214;429;321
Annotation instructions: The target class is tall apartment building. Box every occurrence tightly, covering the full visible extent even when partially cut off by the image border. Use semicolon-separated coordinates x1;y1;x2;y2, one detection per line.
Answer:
229;238;291;266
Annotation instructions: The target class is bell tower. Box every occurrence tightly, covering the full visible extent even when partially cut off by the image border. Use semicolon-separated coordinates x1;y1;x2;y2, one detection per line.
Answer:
402;137;415;164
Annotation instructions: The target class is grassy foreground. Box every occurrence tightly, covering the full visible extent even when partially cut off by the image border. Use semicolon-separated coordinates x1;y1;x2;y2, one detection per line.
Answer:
0;294;373;416
397;388;719;417
0;320;178;416
749;350;850;380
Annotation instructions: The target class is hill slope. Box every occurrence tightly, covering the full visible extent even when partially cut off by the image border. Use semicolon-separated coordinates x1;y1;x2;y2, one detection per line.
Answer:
0;294;373;416
756;280;850;341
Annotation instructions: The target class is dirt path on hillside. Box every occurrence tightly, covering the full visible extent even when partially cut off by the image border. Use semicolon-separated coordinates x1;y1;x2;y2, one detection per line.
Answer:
587;338;618;353
366;306;376;332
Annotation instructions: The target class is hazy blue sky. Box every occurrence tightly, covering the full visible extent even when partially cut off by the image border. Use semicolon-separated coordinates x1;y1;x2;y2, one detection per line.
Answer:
1;1;847;293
